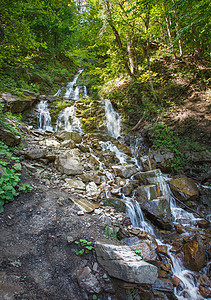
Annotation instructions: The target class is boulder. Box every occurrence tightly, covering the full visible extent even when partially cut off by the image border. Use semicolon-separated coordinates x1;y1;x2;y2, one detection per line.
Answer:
138;197;172;230
182;235;206;271
0;123;21;146
56;130;82;143
24;147;46;160
112;164;137;179
95;242;158;284
2;93;39;114
102;197;126;213
169;177;199;202
55;150;83;175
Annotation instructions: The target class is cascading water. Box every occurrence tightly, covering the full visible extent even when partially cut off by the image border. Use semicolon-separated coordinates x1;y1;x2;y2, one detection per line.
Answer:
123;165;206;300
36;100;53;132
105;99;121;138
63;69;83;100
56;105;83;134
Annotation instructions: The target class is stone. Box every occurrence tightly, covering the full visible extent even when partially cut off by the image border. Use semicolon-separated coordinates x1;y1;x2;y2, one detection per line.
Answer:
199;285;211;298
61;139;76;149
169;177;199;202
152;278;174;293
138;197;172;230
55;151;83;175
65;179;86;190
140;156;157;171
174;224;185;234
95;242;158;284
172;275;181;287
183;235;206;271
70;197;99;213
121;182;134;196
112;164;137;179
102;197;126;213
44;139;60;147
56;130;82;143
86;182;98;196
136;185;159;200
0;123;21;146
2;93;38;113
24;147;46;160
77;266;102;294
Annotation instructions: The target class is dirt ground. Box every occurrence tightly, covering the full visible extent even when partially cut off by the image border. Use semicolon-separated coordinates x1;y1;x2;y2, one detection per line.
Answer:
0;175;117;300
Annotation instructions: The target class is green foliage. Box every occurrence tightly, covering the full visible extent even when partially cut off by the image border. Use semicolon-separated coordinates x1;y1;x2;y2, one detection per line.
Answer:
74;239;94;256
105;225;117;239
0;141;33;212
135;248;147;261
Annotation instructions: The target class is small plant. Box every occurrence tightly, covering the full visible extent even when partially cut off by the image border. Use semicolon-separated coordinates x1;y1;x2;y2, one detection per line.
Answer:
105;225;117;239
135;248;147;261
74;239;94;256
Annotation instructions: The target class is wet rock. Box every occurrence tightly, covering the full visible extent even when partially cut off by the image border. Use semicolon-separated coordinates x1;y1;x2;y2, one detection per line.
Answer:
55;150;83;175
138;197;172;230
121;182;134;196
174;224;185;234
140;156;157;171
199;285;211;298
65;179;86;190
0;123;21;146
112;164;137;179
95;242;158;284
183;235;206;271
56;130;82;143
172;275;181;287
77;266;102;294
136;185;159;200
197;219;210;228
134;170;167;198
169;177;199;202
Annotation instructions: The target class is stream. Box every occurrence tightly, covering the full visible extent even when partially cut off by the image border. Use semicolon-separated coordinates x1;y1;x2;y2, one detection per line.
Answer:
35;71;210;299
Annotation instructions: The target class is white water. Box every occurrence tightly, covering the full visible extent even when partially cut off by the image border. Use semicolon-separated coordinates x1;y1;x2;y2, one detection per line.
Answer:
124;169;205;300
36;100;53;132
56;105;83;133
63;69;83;100
100;141;128;165
105;99;121;138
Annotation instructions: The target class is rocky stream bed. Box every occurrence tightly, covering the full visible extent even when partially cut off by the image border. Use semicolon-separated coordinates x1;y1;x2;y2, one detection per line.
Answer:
0;83;211;300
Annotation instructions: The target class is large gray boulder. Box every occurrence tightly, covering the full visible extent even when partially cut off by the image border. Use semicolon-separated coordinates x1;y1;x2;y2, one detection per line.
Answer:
55;150;83;175
95;242;158;284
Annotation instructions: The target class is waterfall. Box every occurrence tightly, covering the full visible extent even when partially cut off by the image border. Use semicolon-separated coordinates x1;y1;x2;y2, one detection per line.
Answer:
63;69;83;100
99;141;128;164
36;100;53;132
105;99;121;138
56;105;83;134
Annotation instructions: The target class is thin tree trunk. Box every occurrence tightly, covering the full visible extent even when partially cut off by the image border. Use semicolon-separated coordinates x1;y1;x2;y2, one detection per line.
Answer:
126;35;137;74
105;0;133;77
